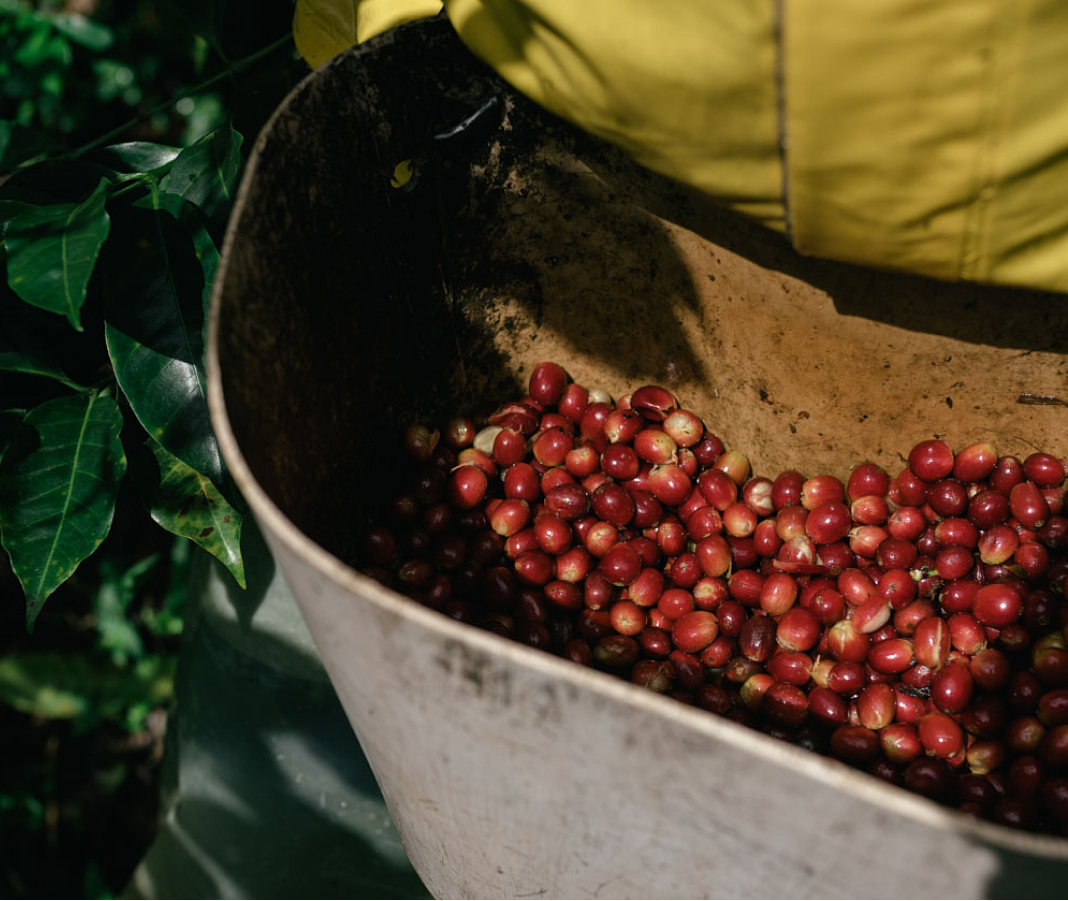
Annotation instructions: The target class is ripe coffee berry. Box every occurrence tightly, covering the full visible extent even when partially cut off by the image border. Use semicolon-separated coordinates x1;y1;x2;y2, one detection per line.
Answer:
363;364;1068;838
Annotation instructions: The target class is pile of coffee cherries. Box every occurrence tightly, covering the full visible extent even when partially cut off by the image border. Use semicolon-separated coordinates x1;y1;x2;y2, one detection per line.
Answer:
358;362;1068;836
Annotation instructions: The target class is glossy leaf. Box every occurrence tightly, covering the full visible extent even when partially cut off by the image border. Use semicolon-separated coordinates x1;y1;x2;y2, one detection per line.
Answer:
0;391;127;628
133;190;220;310
4;177;112;330
103;204;223;488
140;436;245;588
162;122;242;229
87;141;181;176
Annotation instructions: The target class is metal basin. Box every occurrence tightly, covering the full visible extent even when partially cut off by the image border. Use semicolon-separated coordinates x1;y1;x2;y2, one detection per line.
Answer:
207;17;1068;898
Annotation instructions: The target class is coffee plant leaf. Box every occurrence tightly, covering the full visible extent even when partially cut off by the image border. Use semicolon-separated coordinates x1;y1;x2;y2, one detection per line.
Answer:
4;177;111;331
103;203;223;491
132;189;220;314
140;436;245;588
0;391;127;629
162;122;242;232
86;141;182;176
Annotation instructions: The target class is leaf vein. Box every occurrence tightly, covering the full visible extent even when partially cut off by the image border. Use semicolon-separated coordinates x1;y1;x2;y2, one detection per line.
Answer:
30;395;98;600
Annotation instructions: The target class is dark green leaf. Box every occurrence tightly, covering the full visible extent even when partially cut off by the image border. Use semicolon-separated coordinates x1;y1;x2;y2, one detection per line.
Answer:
4;177;111;330
0;391;127;628
86;142;182;176
138;436;244;588
162;122;242;230
133;189;219;314
0;651;175;722
47;13;114;52
103;205;223;489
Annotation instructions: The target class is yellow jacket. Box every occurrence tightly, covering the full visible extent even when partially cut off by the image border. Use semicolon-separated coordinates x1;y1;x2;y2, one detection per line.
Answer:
296;0;1068;294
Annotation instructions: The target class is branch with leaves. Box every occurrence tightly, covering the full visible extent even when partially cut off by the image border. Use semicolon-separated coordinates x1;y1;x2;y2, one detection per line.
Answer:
1;40;263;628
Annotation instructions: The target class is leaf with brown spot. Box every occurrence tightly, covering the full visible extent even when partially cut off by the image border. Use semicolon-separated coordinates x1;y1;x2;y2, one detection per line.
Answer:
104;199;224;495
141;435;244;588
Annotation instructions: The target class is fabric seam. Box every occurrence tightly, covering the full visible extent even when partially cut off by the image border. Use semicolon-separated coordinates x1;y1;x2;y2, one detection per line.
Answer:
774;0;792;244
958;2;1011;282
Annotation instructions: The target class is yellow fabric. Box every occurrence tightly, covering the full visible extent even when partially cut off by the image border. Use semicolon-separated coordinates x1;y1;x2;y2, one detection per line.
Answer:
344;0;1068;293
356;0;443;43
976;1;1068;292
293;0;443;68
442;0;784;231
785;0;1068;292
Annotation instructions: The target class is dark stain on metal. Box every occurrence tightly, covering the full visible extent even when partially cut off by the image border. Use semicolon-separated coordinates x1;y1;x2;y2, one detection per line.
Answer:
435;640;514;706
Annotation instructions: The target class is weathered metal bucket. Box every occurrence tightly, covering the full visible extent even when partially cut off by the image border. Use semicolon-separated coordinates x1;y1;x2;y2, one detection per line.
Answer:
207;17;1068;898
